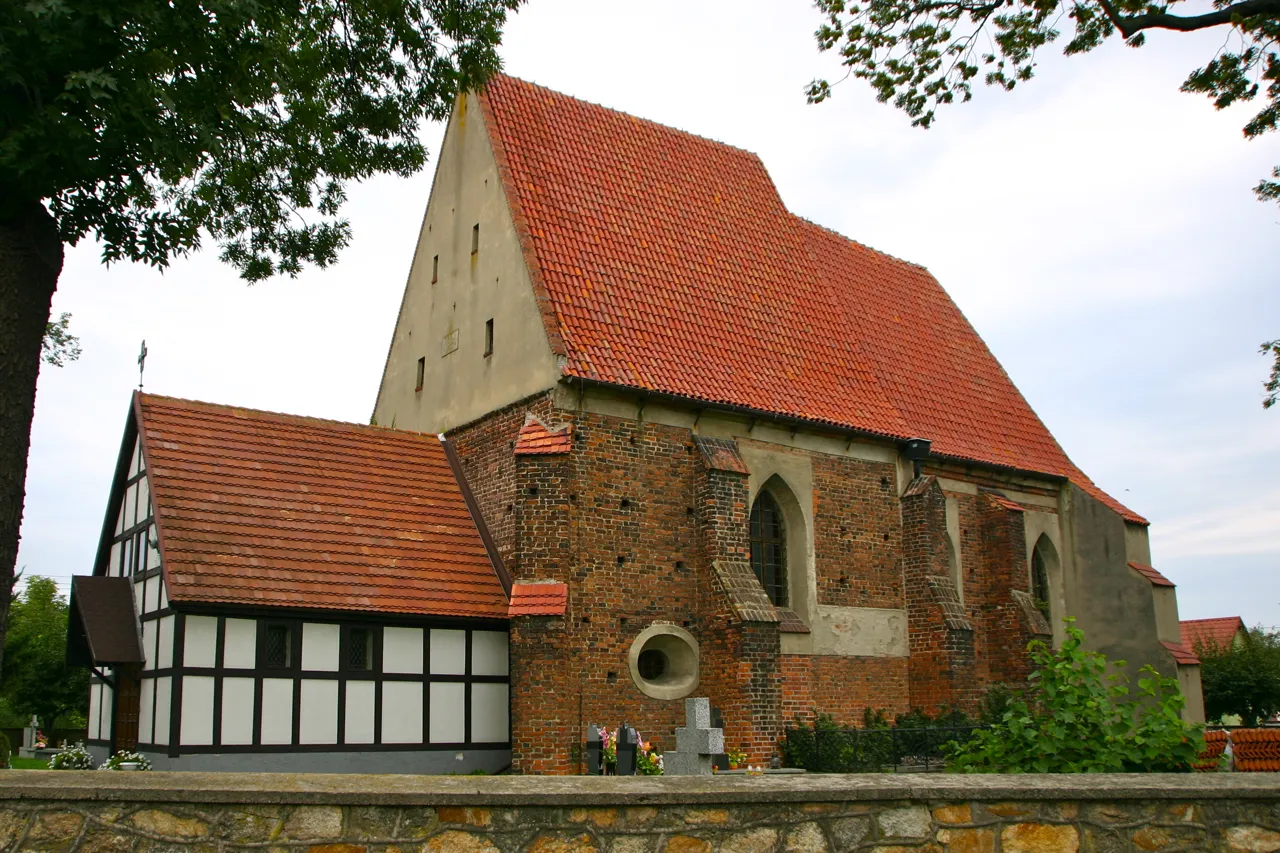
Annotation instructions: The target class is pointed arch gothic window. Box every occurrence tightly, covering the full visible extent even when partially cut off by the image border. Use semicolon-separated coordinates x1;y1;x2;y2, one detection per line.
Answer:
749;491;787;606
1031;544;1051;621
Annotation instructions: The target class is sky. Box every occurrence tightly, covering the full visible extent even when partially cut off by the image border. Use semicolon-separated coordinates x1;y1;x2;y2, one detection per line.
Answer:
16;1;1279;629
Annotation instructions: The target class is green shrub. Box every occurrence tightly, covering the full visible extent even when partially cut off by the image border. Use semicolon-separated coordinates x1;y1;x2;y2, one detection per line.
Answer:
47;742;94;770
947;621;1203;773
0;731;10;769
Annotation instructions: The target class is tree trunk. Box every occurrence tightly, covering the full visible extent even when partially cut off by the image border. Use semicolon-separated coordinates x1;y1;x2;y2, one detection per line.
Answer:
0;202;63;681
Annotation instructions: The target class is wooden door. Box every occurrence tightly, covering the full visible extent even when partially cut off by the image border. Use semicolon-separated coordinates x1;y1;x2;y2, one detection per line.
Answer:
113;667;141;752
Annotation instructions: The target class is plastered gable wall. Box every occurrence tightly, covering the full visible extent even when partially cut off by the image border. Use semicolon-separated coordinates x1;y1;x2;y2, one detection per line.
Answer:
1061;484;1177;688
373;93;561;434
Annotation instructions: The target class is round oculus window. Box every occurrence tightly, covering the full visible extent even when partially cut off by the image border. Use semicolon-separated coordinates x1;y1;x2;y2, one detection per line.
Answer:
628;624;699;700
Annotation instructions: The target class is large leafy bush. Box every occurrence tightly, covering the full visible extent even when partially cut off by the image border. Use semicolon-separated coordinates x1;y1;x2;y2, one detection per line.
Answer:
948;622;1203;773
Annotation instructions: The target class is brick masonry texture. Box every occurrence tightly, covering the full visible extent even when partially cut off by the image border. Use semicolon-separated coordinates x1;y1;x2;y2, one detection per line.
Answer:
451;401;1101;772
1;772;1278;853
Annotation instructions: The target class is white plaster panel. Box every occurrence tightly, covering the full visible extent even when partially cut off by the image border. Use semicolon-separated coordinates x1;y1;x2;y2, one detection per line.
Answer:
180;675;215;745
260;679;294;744
184;615;218;668
141;571;154;612
221;677;255;745
470;683;509;743
88;684;101;740
131;439;143;477
430;629;466;675
142;620;157;670
299;680;339;744
137;476;150;523
100;682;113;740
147;527;161;571
109;542;121;577
133;578;145;616
223;619;257;669
381;682;423;744
115;504;125;536
138;678;154;745
157;615;174;669
157;576;168;610
301;623;340;672
429;682;465;743
781;606;908;657
143;575;156;614
153;677;171;745
471;631;508;676
125;483;137;530
345;681;376;745
383;627;423;674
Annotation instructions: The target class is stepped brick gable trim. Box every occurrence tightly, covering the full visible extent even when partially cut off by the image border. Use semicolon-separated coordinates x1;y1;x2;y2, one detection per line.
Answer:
134;394;507;618
508;582;568;617
1129;561;1176;587
692;436;750;475
512;414;573;456
1163;640;1201;665
478;74;1143;525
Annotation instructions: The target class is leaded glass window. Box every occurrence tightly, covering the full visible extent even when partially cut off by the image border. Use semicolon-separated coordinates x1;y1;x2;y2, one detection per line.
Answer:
265;624;292;668
749;491;788;607
347;627;373;671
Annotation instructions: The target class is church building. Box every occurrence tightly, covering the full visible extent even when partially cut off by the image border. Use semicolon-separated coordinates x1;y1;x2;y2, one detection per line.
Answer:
69;75;1202;774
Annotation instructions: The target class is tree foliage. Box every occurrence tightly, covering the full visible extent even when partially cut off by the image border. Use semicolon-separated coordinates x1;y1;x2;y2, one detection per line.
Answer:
1262;340;1280;409
2;0;521;279
947;622;1203;772
1195;626;1280;726
1;577;87;729
808;0;1280;407
42;313;81;367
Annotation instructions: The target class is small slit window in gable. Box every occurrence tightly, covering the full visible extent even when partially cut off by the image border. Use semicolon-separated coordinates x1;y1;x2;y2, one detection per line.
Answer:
471;223;480;255
432;254;439;284
415;356;425;392
484;319;493;357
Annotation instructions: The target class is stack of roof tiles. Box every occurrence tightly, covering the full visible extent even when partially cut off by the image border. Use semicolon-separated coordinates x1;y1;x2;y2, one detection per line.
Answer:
479;75;1142;523
512;414;573;456
137;394;506;619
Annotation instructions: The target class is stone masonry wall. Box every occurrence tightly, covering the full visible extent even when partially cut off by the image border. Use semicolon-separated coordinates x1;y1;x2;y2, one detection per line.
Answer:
1;772;1277;853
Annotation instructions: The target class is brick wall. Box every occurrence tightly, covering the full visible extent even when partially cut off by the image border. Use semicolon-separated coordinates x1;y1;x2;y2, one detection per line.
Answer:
455;399;1055;771
812;455;902;609
780;655;910;726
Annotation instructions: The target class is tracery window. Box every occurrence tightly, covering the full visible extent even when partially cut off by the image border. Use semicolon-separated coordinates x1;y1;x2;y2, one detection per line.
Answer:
749;491;788;607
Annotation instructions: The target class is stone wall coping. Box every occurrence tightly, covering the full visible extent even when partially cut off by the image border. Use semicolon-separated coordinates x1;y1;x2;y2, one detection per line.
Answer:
0;771;1273;806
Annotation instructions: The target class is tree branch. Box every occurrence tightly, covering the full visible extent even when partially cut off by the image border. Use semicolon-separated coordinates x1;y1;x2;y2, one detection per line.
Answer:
1096;0;1280;37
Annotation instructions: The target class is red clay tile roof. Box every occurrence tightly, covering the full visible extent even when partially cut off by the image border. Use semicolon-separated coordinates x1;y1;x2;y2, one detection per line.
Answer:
135;393;507;619
1128;561;1175;587
513;414;573;456
1162;641;1200;666
1181;617;1247;653
508;582;568;617
478;75;1143;524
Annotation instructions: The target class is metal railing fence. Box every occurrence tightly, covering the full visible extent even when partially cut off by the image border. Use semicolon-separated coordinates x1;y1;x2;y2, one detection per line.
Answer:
784;724;988;773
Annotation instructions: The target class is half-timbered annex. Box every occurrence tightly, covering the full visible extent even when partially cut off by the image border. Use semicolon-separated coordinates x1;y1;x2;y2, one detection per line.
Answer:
68;394;519;772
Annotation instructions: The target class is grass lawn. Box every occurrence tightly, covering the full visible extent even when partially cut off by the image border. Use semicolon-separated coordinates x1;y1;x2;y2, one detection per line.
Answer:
9;758;48;769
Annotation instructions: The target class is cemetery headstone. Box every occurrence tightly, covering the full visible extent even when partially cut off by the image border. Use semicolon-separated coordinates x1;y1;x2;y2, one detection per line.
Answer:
663;698;724;776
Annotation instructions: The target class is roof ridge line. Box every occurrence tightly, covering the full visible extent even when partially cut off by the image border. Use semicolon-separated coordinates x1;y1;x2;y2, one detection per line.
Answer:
139;393;435;439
